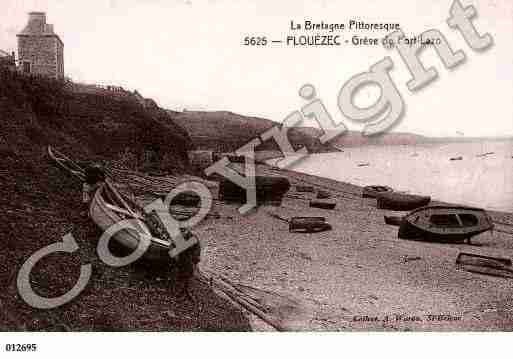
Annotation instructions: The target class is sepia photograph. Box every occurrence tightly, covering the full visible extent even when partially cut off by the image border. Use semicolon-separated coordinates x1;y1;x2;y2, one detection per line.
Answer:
1;0;512;357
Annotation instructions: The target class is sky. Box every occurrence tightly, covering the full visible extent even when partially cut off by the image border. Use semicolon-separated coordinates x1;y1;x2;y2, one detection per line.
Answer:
1;0;511;137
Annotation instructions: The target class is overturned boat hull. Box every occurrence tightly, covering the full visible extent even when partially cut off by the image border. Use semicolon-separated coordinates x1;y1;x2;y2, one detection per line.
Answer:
376;192;431;211
289;217;332;233
309;199;336;210
362;185;393;199
316;190;331;199
219;176;290;206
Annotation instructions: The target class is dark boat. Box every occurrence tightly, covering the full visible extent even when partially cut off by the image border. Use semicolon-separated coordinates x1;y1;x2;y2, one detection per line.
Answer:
296;185;314;193
219;176;290;206
316;190;331;199
450;156;463;161
456;252;513;278
309;199;336;210
384;215;403;226
398;206;494;242
376;192;431;211
289;217;332;233
362;185;393;198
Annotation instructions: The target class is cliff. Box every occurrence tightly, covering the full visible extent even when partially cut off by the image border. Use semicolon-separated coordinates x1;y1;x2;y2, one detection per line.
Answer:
0;70;211;330
170;110;338;153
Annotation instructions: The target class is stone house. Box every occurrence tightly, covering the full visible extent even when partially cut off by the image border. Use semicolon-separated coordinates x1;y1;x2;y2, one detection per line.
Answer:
17;12;64;79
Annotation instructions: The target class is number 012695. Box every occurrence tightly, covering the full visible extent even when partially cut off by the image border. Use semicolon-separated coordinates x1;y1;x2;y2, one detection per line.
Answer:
5;343;37;352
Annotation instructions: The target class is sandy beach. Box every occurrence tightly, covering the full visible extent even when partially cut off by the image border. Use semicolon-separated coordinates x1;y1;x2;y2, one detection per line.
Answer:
4;156;513;332
194;163;513;331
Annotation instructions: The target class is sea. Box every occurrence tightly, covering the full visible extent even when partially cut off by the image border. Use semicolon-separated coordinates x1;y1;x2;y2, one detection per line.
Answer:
268;140;513;213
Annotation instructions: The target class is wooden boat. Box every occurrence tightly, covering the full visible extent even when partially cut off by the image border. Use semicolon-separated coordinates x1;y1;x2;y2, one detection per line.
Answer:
89;180;200;263
376;192;431;211
48;146;201;266
309;199;336;210
219;176;290;205
289;217;332;233
398;206;494;242
316;190;331;199
362;185;393;199
456;252;513;279
295;185;314;193
384;215;403;226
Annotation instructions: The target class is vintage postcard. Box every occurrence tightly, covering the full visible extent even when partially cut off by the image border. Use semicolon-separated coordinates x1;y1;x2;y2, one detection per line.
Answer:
1;0;512;356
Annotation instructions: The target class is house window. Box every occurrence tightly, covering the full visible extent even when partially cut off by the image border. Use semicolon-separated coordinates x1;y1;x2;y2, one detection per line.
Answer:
22;61;31;73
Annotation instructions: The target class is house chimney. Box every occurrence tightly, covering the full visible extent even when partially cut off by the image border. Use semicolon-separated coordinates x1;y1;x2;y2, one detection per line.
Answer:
29;11;46;22
24;12;47;34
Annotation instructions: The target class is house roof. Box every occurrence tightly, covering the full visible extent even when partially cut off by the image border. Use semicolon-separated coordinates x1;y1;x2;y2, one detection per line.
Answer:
0;49;12;57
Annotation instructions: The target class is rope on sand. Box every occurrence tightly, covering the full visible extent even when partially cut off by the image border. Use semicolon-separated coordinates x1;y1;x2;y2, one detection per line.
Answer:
264;211;290;223
493;228;513;236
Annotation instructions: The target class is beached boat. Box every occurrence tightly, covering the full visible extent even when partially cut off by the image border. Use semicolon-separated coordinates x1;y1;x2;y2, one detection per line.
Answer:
398;206;494;242
376;192;431;211
362;185;393;198
316;190;331;199
295;185;314;193
456;252;513;278
48;146;201;267
219;176;290;205
289;217;332;233
309;199;336;210
89;180;200;262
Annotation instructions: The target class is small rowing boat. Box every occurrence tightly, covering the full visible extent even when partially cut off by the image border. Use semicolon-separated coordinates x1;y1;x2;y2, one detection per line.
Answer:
89;180;201;263
48;146;200;264
398;206;494;242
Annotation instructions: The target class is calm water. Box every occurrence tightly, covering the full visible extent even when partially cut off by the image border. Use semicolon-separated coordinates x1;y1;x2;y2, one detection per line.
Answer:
270;141;513;213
